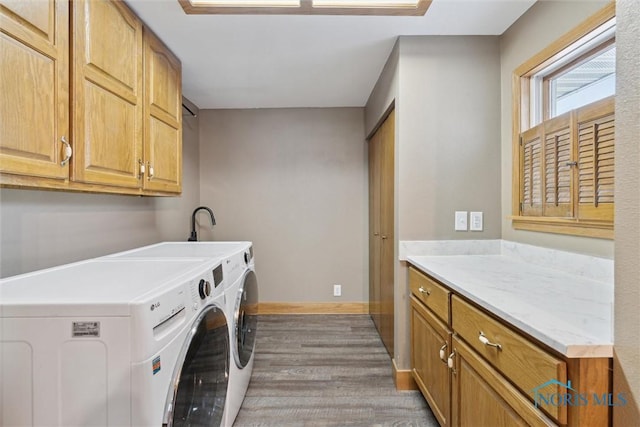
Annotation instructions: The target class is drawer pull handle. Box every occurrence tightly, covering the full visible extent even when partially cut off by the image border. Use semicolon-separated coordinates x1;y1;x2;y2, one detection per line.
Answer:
447;350;456;374
439;343;447;362
418;287;431;296
479;331;502;350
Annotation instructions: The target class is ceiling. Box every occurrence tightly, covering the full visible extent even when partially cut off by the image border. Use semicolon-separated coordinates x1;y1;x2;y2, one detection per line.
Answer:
126;0;536;109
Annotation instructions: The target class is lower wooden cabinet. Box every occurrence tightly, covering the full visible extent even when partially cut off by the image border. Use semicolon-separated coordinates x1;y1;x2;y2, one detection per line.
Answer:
408;266;611;427
411;295;452;426
451;336;556;427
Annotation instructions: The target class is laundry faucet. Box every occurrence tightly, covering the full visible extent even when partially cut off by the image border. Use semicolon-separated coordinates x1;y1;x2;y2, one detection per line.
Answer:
188;206;216;241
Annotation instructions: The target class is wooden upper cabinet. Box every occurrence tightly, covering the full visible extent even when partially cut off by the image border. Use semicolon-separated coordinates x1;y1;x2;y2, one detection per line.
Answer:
0;0;70;180
72;0;143;189
142;28;182;193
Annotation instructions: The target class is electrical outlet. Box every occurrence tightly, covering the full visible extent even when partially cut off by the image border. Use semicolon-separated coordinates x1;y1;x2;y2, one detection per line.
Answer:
333;284;342;297
455;211;468;231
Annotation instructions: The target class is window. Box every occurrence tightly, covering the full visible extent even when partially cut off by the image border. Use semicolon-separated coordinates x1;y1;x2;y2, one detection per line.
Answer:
511;4;615;239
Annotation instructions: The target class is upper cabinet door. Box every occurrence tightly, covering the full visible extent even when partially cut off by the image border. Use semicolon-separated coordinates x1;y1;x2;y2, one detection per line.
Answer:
142;28;182;194
72;0;143;188
0;0;70;180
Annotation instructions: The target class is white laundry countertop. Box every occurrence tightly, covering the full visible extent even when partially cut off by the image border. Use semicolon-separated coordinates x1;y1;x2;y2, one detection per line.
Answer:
406;242;613;359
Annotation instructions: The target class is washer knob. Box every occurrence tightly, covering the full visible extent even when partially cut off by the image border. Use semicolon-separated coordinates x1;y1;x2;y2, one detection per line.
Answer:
244;251;250;265
198;279;211;299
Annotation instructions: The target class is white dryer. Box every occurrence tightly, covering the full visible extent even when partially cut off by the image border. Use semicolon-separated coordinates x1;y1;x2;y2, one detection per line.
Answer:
105;242;259;427
221;248;258;427
0;257;230;427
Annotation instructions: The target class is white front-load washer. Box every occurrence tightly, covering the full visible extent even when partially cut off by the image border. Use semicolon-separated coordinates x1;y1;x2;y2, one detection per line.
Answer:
0;257;230;427
105;241;259;427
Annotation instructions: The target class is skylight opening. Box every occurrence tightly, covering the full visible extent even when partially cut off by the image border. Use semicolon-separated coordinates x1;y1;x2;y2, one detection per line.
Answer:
178;0;431;15
189;0;300;6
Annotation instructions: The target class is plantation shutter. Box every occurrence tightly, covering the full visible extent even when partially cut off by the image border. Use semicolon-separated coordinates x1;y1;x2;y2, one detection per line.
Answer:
576;97;615;222
543;114;573;217
520;125;543;216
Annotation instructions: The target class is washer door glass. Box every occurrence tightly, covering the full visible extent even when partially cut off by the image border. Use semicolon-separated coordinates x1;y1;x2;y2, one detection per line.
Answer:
167;304;229;427
234;270;258;368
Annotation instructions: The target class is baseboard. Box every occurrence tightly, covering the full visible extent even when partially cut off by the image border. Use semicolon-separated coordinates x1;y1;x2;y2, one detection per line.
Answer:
393;358;418;391
258;302;369;314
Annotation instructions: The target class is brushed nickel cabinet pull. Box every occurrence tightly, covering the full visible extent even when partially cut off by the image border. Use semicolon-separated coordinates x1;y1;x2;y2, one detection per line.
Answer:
479;331;502;350
138;159;145;179
60;136;72;166
439;343;447;362
447;350;456;374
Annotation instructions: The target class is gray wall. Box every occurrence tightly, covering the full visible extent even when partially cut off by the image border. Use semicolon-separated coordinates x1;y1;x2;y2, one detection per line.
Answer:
0;101;201;277
365;36;502;369
614;0;640;418
499;0;613;258
397;36;501;242
197;108;368;303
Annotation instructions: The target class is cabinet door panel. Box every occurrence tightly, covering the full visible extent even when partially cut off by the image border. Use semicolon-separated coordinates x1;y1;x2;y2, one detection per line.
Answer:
145;117;180;191
84;0;139;96
411;296;451;426
73;0;142;188
143;29;181;193
81;82;140;185
452;337;556;427
0;0;68;180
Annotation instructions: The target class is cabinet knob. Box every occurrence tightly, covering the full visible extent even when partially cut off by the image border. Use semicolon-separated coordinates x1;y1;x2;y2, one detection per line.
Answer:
374;232;379;236
418;286;431;296
381;235;387;240
479;331;502;350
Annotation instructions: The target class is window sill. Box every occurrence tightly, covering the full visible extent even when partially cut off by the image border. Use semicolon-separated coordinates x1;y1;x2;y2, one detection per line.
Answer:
510;216;613;239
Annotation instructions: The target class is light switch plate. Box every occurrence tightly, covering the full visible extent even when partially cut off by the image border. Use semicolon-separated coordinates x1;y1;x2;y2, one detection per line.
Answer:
470;211;483;231
455;211;468;231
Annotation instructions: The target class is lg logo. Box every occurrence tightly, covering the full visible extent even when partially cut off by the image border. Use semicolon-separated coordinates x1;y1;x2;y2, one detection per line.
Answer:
150;302;160;311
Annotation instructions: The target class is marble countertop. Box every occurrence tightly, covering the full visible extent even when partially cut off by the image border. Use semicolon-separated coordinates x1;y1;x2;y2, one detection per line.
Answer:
407;251;613;358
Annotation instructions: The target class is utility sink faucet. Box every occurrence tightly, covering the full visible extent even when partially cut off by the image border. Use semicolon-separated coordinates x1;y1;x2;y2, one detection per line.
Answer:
188;206;216;241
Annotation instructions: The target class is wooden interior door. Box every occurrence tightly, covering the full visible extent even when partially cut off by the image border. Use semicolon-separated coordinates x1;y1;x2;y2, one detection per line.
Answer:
0;0;69;180
72;0;143;188
379;110;395;357
368;123;382;332
368;109;395;357
142;28;182;193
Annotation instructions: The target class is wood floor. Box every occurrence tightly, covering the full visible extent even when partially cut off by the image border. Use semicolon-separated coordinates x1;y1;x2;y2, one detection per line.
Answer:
233;314;438;426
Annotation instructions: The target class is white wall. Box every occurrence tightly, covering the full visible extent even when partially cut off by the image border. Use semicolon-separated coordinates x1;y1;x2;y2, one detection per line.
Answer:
499;0;613;258
0;101;201;277
197;108;368;303
614;0;640;419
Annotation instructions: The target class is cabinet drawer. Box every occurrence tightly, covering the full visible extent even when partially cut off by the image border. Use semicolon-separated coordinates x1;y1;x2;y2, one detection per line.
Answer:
409;267;450;323
451;296;567;424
